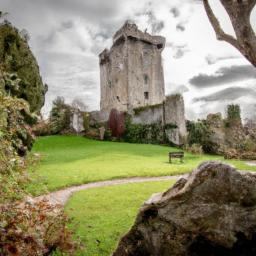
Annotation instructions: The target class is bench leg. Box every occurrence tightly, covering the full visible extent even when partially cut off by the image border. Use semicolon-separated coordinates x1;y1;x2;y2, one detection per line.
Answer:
169;158;172;163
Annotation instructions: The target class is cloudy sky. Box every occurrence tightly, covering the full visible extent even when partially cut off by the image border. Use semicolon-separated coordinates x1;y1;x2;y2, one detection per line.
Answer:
1;0;256;120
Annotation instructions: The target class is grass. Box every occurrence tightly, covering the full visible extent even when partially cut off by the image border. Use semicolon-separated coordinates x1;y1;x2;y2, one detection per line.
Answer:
27;135;256;195
65;180;175;256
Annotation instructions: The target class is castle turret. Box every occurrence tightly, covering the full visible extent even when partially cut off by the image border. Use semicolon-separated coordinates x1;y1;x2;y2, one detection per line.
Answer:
99;21;166;113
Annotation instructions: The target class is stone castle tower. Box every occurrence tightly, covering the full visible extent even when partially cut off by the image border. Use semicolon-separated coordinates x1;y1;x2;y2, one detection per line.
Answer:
99;21;166;112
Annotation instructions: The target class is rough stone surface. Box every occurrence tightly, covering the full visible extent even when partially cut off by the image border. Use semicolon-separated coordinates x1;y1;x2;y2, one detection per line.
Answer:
164;95;187;139
70;109;84;133
0;23;47;113
113;161;256;256
132;104;163;125
99;21;165;112
130;95;187;145
89;110;109;126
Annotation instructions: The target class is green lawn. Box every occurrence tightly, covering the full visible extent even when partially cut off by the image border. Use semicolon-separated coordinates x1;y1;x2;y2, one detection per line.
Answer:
65;180;175;256
27;135;256;195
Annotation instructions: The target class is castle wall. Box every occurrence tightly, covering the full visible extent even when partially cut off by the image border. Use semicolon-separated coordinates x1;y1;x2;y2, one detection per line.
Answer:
131;95;187;145
164;95;187;139
132;104;163;125
99;22;165;113
100;39;129;112
127;38;165;109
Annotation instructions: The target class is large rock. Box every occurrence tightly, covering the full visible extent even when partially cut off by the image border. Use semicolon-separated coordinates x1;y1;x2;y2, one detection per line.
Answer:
113;162;256;256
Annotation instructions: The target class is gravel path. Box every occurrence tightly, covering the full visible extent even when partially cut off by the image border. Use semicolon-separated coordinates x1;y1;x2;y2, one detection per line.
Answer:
35;175;187;206
35;168;255;206
246;161;256;167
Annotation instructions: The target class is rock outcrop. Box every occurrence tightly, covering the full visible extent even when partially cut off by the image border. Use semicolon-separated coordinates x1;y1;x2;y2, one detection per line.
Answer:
113;161;256;256
0;23;47;113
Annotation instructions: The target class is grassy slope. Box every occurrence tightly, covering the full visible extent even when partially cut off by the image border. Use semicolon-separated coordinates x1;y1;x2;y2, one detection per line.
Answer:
27;135;256;195
65;180;175;256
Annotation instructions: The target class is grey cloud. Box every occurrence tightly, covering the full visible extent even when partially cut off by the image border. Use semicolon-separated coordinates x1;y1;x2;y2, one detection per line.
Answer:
170;7;180;18
205;54;241;65
61;20;74;29
176;22;186;32
190;65;256;87
136;10;165;34
167;43;190;59
193;87;256;102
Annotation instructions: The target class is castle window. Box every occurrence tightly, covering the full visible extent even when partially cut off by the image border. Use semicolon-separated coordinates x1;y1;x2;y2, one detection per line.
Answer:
116;96;120;102
144;74;149;84
144;91;149;100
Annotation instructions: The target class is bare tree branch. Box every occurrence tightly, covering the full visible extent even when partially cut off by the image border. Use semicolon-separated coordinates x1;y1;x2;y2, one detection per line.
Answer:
203;0;256;66
203;0;240;50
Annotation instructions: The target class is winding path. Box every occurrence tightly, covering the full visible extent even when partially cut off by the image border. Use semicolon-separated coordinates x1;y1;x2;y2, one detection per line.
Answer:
35;167;254;206
36;175;187;206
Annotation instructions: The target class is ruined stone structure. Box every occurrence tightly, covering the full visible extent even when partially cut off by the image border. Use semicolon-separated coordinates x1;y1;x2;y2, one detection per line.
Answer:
97;21;187;145
99;21;165;112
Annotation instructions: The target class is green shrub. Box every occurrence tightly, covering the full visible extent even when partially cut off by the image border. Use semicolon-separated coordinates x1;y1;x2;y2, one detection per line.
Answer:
186;120;218;154
83;112;90;132
124;116;164;144
185;143;203;155
49;96;71;134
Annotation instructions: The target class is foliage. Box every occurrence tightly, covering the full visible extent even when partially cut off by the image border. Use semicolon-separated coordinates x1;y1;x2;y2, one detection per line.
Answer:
83;112;90;132
65;181;174;256
0;200;76;256
0;91;35;156
49;97;71;134
164;123;178;130
26;135;255;195
0;96;75;255
108;109;125;138
124;116;164;144
0;23;47;112
133;103;163;115
226;104;241;125
184;143;203;155
186;120;218;153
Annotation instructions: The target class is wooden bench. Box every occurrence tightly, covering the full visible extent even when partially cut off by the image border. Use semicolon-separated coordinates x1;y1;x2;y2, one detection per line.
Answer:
169;152;184;163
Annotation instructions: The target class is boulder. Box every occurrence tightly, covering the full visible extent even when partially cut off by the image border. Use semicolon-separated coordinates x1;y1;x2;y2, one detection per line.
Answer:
113;161;256;256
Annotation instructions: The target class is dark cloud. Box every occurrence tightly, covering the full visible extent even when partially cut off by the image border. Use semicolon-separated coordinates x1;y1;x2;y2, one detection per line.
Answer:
152;20;164;34
190;65;256;87
170;7;180;18
176;22;186;32
61;20;74;29
193;87;256;102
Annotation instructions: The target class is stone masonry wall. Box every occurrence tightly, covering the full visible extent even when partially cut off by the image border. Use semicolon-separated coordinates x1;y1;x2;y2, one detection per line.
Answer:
99;22;165;113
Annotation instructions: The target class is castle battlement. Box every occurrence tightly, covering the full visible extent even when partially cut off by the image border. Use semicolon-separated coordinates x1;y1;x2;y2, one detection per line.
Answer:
99;21;165;113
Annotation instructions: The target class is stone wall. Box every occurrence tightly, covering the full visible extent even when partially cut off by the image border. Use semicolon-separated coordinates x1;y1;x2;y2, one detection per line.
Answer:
132;104;163;125
164;95;187;141
99;21;165;113
89;110;109;126
130;95;187;145
70;109;84;133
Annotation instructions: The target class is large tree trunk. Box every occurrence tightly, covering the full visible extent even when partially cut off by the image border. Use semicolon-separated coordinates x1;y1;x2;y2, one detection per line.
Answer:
203;0;256;67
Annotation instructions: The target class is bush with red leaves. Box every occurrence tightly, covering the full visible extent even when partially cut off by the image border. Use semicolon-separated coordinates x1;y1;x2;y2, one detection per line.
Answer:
108;109;125;138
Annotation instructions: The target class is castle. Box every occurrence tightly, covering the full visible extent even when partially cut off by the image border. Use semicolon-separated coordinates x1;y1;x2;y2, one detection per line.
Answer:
97;21;187;145
99;21;165;112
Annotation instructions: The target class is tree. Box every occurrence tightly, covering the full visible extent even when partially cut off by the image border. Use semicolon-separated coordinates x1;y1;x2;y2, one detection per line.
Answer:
202;0;256;67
